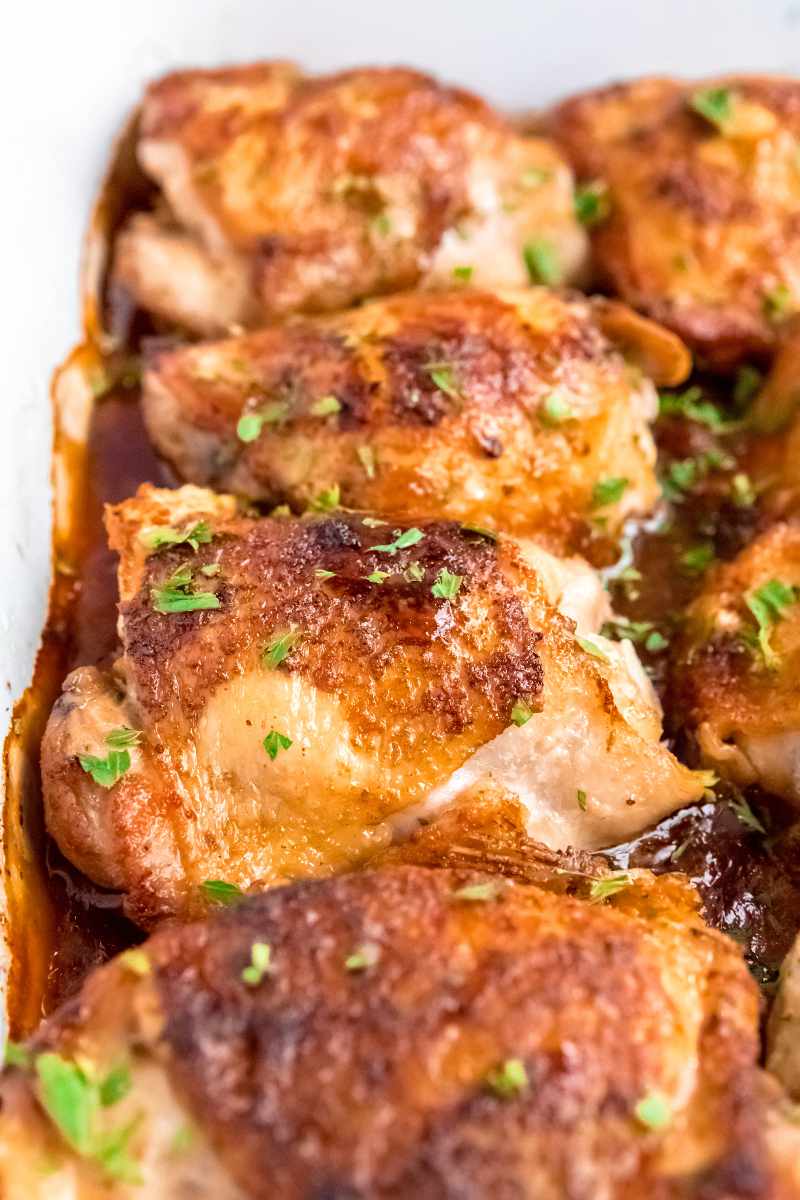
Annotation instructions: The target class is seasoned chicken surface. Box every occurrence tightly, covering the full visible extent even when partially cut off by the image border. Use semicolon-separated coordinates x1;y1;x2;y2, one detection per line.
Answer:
113;63;589;334
551;76;800;368
142;288;689;547
41;484;703;925
671;520;800;800
3;865;799;1200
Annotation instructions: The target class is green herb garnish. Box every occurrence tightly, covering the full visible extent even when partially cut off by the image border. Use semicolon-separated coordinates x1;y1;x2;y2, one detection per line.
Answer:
241;942;273;986
201;879;244;906
78;749;131;789
510;699;534;726
589;873;632;902
634;1091;672;1131
431;568;463;599
371;527;425;554
99;1065;132;1108
344;943;380;971
576;635;610;662
138;521;212;554
574;180;610;226
263;730;292;760
540;392;574;426
307;485;341;513
424;361;461;399
104;727;141;750
744;579;798;668
731;472;756;508
151;564;221;614
236;400;290;442
689;87;734;132
453;881;502;902
658;386;727;429
310;395;342;417
679;543;716;576
263;629;302;669
591;476;628;509
4;1040;32;1069
485;1058;528;1098
729;795;766;834
460;523;498;542
522;238;562;286
733;365;763;409
364;570;391;584
764;284;793;323
577;789;588;812
315;568;337;580
452;266;474;282
404;561;425;582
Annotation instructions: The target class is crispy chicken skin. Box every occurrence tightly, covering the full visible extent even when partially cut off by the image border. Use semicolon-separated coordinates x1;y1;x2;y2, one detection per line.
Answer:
40;484;702;925
3;865;799;1200
112;63;589;334
551;76;800;368
141;288;689;547
671;521;800;800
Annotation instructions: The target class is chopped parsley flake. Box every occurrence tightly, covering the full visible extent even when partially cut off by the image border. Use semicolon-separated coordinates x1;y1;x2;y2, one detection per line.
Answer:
658;385;728;429
424;361;461;399
99;1065;132;1108
522;238;562;286
689;87;734;132
453;881;502;902
201;562;222;577
236;400;290;442
34;1053;141;1183
315;568;337;580
634;1091;672;1131
744;579;798;668
241;942;273;987
345;943;380;972
307;485;341;513
364;569;391;584
371;527;425;554
263;629;302;669
404;561;425;582
589;873;632;903
601;618;668;654
729;794;766;834
733;365;763;409
431;568;463;599
263;730;292;760
574;180;610;226
118;948;151;977
104;727;141;750
591;476;629;509
4;1041;31;1069
78;749;131;789
201;879;244;906
540;392;574;426
577;789;588;812
151;564;221;614
138;520;213;554
576;635;610;662
485;1058;529;1098
764;284;793;323
357;445;377;478
679;543;716;576
310;395;342;417
452;265;474;282
510;699;535;726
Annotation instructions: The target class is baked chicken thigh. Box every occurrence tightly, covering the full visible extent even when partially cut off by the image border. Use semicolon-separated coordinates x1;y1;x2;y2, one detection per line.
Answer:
3;865;798;1200
41;484;703;924
552;76;800;368
113;63;589;334
141;288;689;547
671;520;800;801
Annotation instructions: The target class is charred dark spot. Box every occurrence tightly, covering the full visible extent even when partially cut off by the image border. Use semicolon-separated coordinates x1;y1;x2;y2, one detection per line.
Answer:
307;518;364;553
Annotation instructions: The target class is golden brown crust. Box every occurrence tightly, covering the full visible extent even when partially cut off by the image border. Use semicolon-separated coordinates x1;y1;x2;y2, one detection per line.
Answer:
141;288;676;547
113;63;588;331
3;865;797;1199
552;75;800;368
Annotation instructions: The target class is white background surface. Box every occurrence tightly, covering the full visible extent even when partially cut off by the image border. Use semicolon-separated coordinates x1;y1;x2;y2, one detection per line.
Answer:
2;0;800;729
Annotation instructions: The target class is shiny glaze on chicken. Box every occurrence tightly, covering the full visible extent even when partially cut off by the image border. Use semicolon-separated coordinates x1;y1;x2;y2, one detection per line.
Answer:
40;484;702;925
2;865;799;1199
112;64;588;334
551;76;800;368
141;288;689;548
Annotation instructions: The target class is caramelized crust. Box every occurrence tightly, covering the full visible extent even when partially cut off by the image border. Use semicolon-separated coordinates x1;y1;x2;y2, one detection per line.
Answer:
2;865;799;1199
40;485;702;925
113;63;589;333
552;75;800;368
142;288;689;546
671;521;800;799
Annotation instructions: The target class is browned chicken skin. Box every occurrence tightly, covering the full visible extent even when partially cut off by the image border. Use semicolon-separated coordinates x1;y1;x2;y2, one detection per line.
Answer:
141;288;689;547
113;63;589;334
3;864;799;1199
551;76;800;368
671;520;800;801
40;484;702;926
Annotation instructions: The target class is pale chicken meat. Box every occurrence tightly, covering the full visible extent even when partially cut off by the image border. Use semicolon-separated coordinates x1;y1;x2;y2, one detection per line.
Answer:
141;288;689;549
3;864;800;1199
551;75;800;368
40;484;703;925
112;63;589;334
671;520;800;801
